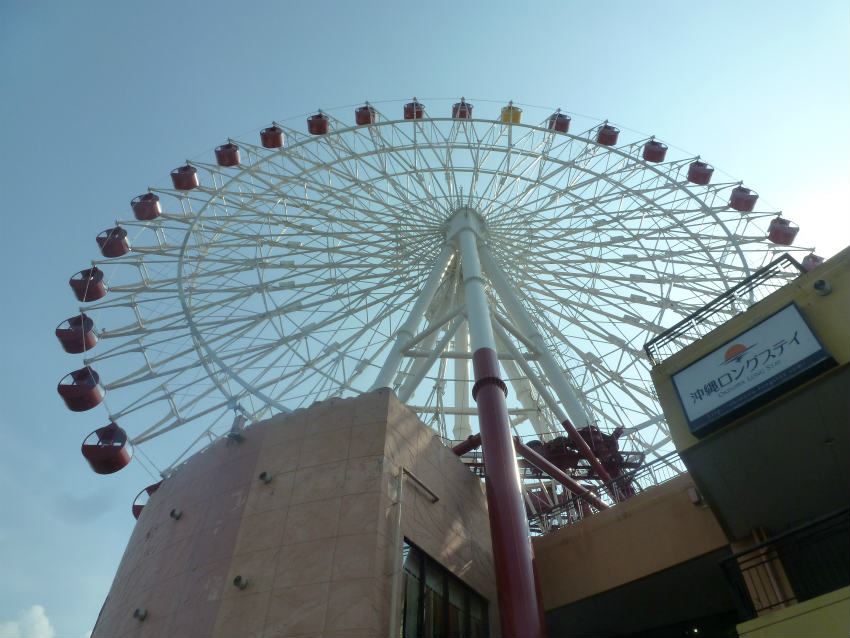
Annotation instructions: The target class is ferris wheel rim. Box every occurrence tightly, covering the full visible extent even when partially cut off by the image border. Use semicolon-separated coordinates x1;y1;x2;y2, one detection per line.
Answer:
62;98;809;479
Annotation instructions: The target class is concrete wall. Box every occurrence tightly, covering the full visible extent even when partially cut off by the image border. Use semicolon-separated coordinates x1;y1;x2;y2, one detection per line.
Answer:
532;473;728;610
92;389;498;638
736;586;850;638
650;246;850;453
384;393;500;635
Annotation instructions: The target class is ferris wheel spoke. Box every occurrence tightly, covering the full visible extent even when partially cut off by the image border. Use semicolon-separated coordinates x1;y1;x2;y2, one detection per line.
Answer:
496;164;671;228
217;282;412;380
480;130;572;222
161;409;233;474
382;120;452;204
130;387;237;445
524;276;700;320
113;369;219;423
365;124;451;222
233;274;423;402
329;119;444;202
85;328;194;365
192;270;419;345
319;296;424;395
258;143;432;231
276;124;435;226
305;138;436;229
582;360;658;406
517;291;644;364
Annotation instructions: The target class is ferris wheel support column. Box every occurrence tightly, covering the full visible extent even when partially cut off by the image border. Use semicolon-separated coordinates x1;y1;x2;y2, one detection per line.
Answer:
451;209;543;638
452;319;471;439
371;244;454;390
479;251;614;483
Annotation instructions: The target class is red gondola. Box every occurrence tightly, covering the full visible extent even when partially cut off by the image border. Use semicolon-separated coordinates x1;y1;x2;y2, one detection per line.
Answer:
82;422;132;474
260;125;284;148
404;99;425;120
642;140;668;163
729;186;758;212
687;160;714;185
547;111;571;133
132;481;162;520
802;253;824;272
355;105;376;125
597;124;619;146
452;99;473;119
96;226;130;258
767;217;799;246
55;314;97;353
131;193;161;221
57;366;104;412
69;267;107;302
215;143;240;167
307;113;329;135
170;164;199;191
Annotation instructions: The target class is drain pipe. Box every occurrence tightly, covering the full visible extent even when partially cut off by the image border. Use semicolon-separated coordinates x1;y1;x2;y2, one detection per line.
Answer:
387;467;439;638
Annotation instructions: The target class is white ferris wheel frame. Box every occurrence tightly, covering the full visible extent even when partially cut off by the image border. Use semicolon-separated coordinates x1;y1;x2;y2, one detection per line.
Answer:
74;99;806;485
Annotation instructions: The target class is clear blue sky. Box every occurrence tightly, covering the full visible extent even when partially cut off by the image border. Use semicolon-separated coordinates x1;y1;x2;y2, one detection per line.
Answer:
0;1;847;636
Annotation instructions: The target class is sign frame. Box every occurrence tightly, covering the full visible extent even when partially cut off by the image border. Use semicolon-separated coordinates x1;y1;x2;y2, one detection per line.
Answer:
671;302;835;437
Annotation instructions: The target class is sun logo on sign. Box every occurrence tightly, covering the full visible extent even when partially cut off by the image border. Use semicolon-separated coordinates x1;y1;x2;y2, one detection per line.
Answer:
722;343;754;365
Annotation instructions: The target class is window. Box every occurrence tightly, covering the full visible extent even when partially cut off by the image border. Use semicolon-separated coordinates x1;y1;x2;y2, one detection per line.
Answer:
401;540;489;638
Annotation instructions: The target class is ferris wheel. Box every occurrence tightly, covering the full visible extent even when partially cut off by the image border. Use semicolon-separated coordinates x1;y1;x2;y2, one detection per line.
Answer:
56;97;812;502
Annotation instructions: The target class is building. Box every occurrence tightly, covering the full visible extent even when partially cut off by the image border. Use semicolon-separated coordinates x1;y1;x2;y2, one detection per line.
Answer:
91;248;849;637
537;247;849;637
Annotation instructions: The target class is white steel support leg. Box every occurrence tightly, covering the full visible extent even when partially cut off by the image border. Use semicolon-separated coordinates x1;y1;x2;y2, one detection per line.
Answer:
452;319;471;440
495;332;550;440
493;320;570;425
397;316;463;403
371;244;453;390
479;250;592;427
394;278;454;403
395;327;440;396
481;251;614;484
455;228;496;351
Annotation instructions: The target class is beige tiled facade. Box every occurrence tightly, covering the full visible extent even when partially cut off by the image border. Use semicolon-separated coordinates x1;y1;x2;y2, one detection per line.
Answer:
92;389;499;638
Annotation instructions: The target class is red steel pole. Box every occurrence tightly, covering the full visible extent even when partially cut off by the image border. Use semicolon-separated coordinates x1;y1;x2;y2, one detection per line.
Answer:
473;348;543;638
559;417;613;484
451;433;482;456
452;209;542;637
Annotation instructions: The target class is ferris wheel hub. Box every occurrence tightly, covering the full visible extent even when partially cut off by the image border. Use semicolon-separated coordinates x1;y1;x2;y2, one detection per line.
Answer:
445;206;488;244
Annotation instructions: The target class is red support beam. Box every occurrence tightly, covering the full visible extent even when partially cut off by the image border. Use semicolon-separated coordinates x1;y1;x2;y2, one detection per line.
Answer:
559;417;613;483
451;433;482;456
514;437;609;512
472;348;543;638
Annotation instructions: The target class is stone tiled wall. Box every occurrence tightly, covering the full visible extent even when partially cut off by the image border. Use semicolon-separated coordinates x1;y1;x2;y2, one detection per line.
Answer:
92;389;498;638
382;395;499;634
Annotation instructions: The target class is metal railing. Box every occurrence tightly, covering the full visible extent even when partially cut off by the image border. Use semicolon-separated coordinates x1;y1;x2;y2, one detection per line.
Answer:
720;507;850;620
448;432;688;533
530;450;687;533
644;253;804;365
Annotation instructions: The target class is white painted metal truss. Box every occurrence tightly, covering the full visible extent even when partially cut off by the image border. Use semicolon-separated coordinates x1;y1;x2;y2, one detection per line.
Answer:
78;98;809;488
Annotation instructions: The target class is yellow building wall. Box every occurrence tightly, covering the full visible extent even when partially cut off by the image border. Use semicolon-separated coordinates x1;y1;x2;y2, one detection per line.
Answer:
532;473;728;609
736;586;850;638
650;246;850;453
